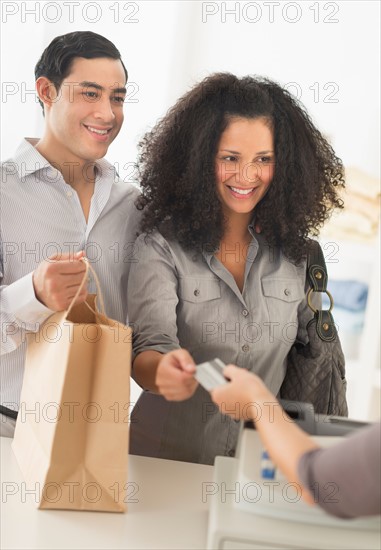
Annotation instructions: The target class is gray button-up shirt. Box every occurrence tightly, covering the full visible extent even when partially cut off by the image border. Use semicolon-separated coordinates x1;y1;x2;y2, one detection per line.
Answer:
1;138;141;408
128;229;320;465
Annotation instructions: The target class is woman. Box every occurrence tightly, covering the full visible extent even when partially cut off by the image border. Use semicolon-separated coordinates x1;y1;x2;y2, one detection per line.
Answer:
211;366;380;519
127;73;346;464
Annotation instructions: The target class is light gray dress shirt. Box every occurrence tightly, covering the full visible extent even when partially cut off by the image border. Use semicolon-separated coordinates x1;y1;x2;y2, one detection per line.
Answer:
0;138;141;410
128;229;320;465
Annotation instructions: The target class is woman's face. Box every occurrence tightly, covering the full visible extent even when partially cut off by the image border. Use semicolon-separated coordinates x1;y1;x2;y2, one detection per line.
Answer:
215;116;275;218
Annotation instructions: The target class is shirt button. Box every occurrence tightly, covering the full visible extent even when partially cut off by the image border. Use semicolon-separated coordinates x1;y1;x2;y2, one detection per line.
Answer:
194;289;200;297
242;344;249;352
284;288;291;296
228;449;235;457
242;309;249;317
66;190;73;197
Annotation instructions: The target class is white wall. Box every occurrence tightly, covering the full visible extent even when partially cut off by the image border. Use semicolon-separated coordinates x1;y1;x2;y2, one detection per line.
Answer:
1;1;380;178
183;0;380;176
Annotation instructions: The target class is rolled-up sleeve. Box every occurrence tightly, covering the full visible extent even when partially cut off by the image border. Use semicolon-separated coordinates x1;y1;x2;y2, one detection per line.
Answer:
127;233;181;361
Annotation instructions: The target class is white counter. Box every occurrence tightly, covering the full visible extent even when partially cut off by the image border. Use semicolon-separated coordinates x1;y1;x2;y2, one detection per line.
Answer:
0;437;213;549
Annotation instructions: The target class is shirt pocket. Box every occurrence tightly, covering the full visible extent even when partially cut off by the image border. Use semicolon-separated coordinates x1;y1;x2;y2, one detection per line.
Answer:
177;277;222;345
178;277;221;303
262;277;305;345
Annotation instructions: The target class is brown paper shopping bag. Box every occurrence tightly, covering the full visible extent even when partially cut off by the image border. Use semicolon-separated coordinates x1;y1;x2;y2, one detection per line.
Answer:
12;259;131;512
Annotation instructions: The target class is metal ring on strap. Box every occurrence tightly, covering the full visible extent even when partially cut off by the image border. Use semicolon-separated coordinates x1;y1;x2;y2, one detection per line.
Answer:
307;288;334;313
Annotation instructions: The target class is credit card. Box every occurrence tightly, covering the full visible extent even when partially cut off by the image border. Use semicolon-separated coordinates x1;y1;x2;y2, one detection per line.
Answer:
194;358;228;391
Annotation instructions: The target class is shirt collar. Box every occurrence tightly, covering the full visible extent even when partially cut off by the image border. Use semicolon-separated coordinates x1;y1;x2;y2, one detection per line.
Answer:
13;138;118;183
248;210;260;233
94;156;118;185
13;138;50;179
202;216;259;265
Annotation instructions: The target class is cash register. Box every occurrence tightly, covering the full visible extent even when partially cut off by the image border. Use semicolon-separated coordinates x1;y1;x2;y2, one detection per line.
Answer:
206;401;381;550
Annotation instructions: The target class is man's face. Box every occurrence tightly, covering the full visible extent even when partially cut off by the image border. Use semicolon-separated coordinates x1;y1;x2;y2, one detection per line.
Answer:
44;57;126;163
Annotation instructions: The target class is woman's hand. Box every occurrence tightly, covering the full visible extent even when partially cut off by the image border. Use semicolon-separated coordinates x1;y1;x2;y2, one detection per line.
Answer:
211;365;272;420
156;349;198;401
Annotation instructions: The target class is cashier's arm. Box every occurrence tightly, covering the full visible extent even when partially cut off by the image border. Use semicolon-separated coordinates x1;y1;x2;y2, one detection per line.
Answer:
133;349;198;399
211;366;318;505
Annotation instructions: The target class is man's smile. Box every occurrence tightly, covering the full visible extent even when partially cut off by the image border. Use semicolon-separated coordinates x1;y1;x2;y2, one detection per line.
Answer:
83;124;113;141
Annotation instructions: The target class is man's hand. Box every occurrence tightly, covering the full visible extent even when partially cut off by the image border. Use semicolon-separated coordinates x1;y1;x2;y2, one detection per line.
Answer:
156;349;198;401
32;251;88;311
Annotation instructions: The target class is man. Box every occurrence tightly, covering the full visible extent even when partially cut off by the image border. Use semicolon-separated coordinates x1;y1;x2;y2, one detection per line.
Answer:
0;31;141;436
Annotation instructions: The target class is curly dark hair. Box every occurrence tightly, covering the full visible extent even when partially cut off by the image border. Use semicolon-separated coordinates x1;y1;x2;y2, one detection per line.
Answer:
136;73;344;263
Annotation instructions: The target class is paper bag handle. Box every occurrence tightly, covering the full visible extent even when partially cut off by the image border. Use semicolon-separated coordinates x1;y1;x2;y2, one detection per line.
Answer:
66;257;106;317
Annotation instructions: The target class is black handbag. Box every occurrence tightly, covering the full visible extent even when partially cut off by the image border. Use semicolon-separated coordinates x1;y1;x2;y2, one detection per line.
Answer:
279;240;348;416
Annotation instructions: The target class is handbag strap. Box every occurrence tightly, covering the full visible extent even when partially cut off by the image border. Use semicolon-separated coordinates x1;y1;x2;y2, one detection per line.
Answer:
0;404;18;420
306;240;337;342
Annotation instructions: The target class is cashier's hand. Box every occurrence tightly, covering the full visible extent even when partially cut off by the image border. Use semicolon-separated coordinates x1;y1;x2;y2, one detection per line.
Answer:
156;349;198;401
33;251;88;311
211;365;272;421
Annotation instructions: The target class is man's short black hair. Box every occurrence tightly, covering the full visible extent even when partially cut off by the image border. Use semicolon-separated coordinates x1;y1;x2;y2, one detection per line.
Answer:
35;31;128;112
